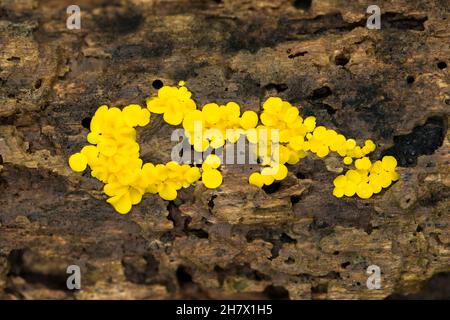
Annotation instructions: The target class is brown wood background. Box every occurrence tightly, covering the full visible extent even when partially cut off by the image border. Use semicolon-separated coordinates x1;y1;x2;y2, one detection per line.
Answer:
0;0;449;299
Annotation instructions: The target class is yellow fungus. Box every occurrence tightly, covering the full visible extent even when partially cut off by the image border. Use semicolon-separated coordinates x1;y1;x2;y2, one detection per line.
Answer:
163;109;184;126
346;170;361;183
345;139;356;150
344;181;357;197
104;182;128;197
107;192;132;214
333;175;347;188
316;145;330;158
284;107;299;123
202;169;223;189
313;126;327;140
371;160;383;174
97;139;118;157
343;156;353;165
240;110;259;130
81;145;99;164
333;187;344;198
379;171;392;188
202;103;221;124
204;154;221;169
356;182;373;199
146;85;196;125
69;82;399;213
87;132;101;144
329;134;346;152
272;164;288;180
249;172;265;188
381;155;397;171
226;129;242;143
123;104;143;127
260;112;277;127
185;167;201;183
138;109;151;127
369;177;382;194
364;139;376;153
128;188;142;205
69;152;88;172
303;116;316;132
288;136;304;151
158;183;177;201
390;171;399;181
225;102;241;119
355;157;372;170
260;168;275;185
263;97;283;111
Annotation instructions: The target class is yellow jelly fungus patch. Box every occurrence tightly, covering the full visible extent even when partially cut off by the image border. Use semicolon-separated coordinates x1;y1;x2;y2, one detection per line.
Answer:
158;183;178;201
343;156;353;165
107;192;132;214
69;152;88;172
333;153;399;199
69;82;399;214
333;187;344;198
344;181;357;197
303;117;316;132
333;175;347;188
382;155;397;171
346;169;362;184
240;111;259;130
202;169;223;189
249;172;264;187
203;154;221;169
146;84;196;125
272;164;288;180
356;182;373;199
202;103;221;124
355;157;372;170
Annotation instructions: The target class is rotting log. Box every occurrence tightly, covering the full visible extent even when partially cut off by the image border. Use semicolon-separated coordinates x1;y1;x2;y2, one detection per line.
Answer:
0;0;449;299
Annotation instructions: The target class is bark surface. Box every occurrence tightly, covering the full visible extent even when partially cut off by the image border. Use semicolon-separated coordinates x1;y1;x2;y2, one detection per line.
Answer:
0;0;449;299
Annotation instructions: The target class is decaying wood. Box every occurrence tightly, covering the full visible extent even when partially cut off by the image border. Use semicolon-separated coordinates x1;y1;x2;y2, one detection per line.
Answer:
0;0;449;299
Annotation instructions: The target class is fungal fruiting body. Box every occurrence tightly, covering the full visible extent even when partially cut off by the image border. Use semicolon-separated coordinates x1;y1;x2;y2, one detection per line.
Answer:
69;82;399;214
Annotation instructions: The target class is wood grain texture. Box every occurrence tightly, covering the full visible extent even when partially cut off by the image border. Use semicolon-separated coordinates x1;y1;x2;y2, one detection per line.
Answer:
0;0;449;299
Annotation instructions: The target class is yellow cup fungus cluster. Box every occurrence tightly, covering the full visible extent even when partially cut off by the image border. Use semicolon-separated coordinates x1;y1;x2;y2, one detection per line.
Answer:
333;156;399;199
68;102;201;213
146;81;196;126
181;101;259;151
201;154;223;189
69;81;399;214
